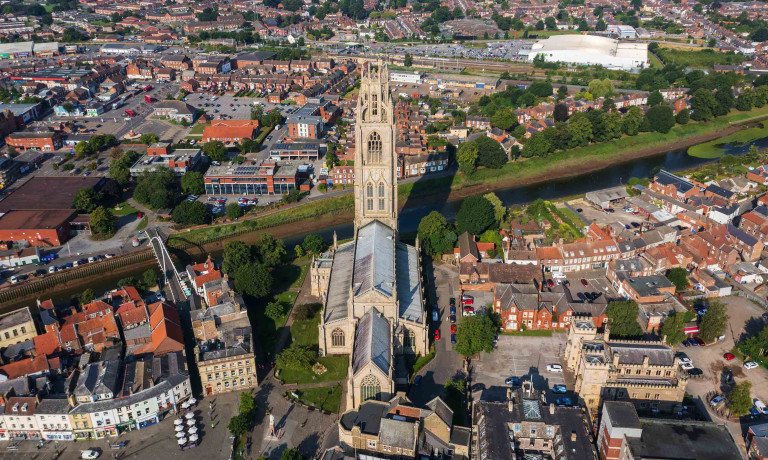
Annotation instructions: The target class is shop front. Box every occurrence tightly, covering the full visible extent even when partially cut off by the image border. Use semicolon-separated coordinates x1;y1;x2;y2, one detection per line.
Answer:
93;425;118;438
42;430;73;441
8;430;41;440
116;421;136;434
73;429;94;440
137;414;158;429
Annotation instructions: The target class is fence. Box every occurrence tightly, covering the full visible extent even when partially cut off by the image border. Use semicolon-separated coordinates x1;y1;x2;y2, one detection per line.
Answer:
0;249;154;305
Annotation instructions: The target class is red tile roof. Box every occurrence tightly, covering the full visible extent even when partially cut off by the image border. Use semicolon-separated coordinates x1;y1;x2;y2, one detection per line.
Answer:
134;302;184;356
33;331;61;357
0;355;49;379
118;305;149;328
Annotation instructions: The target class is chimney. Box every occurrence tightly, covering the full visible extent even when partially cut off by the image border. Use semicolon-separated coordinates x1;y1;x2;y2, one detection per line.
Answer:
507;388;515;412
642;355;650;367
550;403;555;415
613;352;621;367
571;431;577;442
333;231;338;250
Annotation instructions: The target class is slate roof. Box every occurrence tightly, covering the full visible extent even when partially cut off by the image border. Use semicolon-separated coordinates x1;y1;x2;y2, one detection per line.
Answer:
626;419;741;460
379;418;416;450
655;170;695;194
396;242;422;323
607;342;675;366
339;400;386;435
353;221;395;298
324;241;354;323
352;309;390;375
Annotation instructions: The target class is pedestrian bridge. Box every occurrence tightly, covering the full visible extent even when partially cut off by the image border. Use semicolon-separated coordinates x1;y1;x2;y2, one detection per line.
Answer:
145;227;188;304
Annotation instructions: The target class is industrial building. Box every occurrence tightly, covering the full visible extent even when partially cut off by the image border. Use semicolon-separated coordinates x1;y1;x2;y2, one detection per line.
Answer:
523;35;648;70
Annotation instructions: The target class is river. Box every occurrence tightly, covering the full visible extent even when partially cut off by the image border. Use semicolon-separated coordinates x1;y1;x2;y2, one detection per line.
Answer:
13;136;766;309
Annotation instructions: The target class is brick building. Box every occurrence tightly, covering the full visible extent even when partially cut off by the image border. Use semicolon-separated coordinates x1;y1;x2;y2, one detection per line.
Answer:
6;131;62;151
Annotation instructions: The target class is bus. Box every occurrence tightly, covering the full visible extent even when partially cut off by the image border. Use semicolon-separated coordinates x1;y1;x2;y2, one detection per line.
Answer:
112;100;123;110
124;109;136;117
144;95;153;104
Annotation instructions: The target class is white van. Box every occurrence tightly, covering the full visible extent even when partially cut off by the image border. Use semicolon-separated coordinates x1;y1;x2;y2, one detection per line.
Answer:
755;399;766;414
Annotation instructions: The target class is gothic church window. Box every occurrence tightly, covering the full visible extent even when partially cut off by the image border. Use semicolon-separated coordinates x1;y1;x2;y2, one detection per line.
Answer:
367;132;382;164
361;374;381;402
332;329;345;347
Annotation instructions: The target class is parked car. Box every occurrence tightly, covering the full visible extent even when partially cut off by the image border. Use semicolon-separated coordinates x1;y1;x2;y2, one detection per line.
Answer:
688;368;703;376
81;451;100;460
556;398;573;407
9;275;18;284
709;395;724;407
547;279;554;288
546;364;563;373
580;278;589;286
450;314;456;323
694;337;705;346
48;266;56;274
413;376;422;386
755;399;767;414
434;330;440;340
505;377;519;386
451;334;456;345
449;297;456;307
681;362;694;370
723;353;735;361
552;384;567;394
432;311;438;322
745;361;759;370
461;297;474;306
678;357;692;366
450;324;457;333
449;306;456;315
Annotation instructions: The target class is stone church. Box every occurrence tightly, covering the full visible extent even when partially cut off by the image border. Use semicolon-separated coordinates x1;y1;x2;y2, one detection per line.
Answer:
310;62;428;409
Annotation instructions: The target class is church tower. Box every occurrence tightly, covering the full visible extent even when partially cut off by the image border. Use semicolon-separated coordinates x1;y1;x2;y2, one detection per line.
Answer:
354;61;398;232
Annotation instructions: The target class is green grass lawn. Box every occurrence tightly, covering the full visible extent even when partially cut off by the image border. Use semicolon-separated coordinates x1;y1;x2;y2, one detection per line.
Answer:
255;126;273;144
272;260;310;292
649;53;663;69
112;202;138;216
188;123;209;135
136;216;148;231
278;356;348;384
657;47;743;69
290;315;320;347
292;384;343;413
688;122;768;158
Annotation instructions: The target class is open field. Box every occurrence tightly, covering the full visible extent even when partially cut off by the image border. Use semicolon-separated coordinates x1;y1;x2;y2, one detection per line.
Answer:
656;47;743;68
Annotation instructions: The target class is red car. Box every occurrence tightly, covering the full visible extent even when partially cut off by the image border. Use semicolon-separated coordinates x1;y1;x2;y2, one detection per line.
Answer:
137;212;144;219
547;279;554;287
724;353;735;361
451;324;457;333
580;279;589;287
463;306;474;312
434;330;440;340
461;297;473;305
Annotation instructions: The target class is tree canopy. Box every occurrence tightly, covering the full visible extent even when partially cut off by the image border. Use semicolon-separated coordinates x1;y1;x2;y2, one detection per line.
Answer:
456;196;496;236
727;381;752;416
233;262;273;298
172;200;209;226
699;300;728;342
454;312;498;358
89;206;116;236
606;300;643;338
133;168;179;210
417;211;457;258
72;188;101;213
666;268;689;291
181;171;205;195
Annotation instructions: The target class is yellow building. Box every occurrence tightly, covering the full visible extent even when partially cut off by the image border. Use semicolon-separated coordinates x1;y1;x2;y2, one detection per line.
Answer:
0;307;36;348
563;316;687;420
195;326;257;396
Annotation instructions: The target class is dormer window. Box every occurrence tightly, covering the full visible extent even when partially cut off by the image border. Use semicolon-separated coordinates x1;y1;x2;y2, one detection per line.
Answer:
12;404;18;412
21;403;27;412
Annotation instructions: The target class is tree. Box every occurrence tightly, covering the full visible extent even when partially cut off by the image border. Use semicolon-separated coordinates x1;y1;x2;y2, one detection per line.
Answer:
133;168;179;210
691;88;717;121
621;106;643;136
556;85;568;101
181;171;205;195
728;381;753;417
224;203;243;220
457;196;495;235
74;140;94;158
675;108;690;125
109;150;139;186
596;18;606;31
142;269;159;289
253;234;286;268
404;53;413;67
228;413;249;437
647;90;663;107
276;343;315;370
172;201;209;226
72;188;100;213
588;78;614;98
475;136;507;169
666;268;689;291
491;109;516;131
660;312;688;346
240;392;256;416
645;105;675;134
203;140;227;162
606;300;643;338
418;211;456;258
521;132;551;158
699;300;728;342
139;133;159;145
223;241;252;274
89;206;116;236
233;263;272;297
455;312;498;358
545;16;557;30
752;28;768;42
280;448;304;460
483;192;506;223
566;113;593;147
456;141;478;175
79;288;95;305
265;301;287;322
737;87;756;111
553;103;569;122
250;105;264;121
302;234;324;255
443;379;466;424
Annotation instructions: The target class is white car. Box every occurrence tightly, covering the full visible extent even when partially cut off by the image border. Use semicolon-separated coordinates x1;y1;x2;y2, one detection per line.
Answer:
546;364;563;373
755;398;767;414
679;357;692;366
709;395;724;407
681;362;694;370
745;362;759;370
81;450;100;459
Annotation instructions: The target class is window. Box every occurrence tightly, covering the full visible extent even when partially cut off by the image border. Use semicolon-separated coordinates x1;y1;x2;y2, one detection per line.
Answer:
378;198;384;211
404;330;415;348
367;132;382;163
332;328;345;347
368;439;377;449
367;183;373;197
360;374;381;402
367;199;373;211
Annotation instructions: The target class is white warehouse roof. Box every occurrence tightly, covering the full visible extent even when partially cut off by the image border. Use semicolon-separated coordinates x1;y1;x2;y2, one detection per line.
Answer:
527;35;648;70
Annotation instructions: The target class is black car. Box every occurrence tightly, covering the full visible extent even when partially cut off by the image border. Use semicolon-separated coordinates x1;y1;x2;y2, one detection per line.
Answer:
687;368;703;376
449;297;456;307
450;314;456;323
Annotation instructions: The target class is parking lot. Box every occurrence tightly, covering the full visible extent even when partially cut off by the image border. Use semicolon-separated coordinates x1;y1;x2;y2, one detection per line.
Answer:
379;41;531;61
473;332;570;400
569;198;646;228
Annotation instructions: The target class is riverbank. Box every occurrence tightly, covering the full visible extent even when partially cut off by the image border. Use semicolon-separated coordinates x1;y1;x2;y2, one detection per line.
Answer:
688;122;768;158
